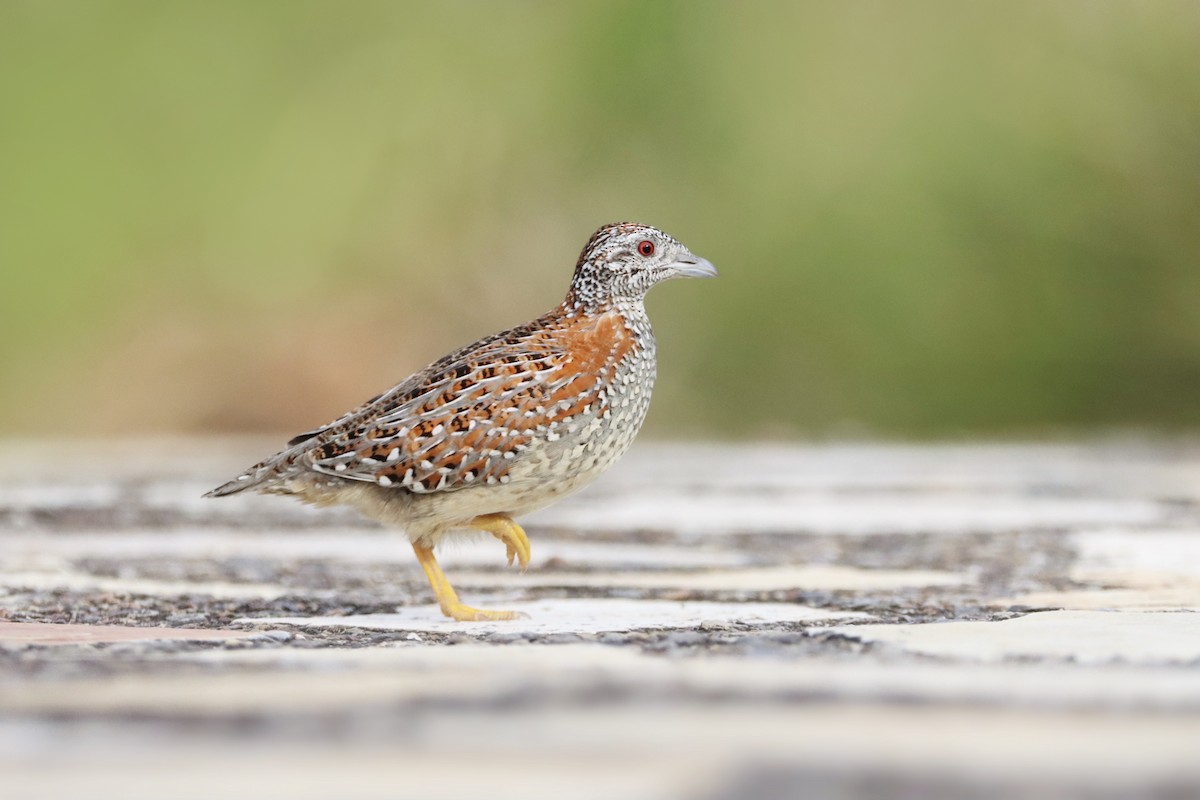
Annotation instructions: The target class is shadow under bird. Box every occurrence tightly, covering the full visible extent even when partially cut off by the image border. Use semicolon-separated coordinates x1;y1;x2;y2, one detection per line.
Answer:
206;222;717;620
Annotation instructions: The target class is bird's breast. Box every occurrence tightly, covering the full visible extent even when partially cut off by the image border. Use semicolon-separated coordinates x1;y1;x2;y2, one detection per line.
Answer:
508;307;657;495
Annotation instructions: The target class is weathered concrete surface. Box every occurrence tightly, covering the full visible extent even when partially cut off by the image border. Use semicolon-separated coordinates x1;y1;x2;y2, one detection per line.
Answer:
0;620;266;645
2;438;1199;799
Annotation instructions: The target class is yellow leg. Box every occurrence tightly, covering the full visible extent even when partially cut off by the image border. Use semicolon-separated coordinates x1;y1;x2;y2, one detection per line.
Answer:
470;513;532;572
411;542;527;622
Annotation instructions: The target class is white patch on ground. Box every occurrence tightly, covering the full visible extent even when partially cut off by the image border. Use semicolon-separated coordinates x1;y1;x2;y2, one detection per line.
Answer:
1072;529;1200;578
830;610;1200;665
1;528;409;561
531;492;1164;535
594;442;1200;498
450;564;968;592
0;529;746;569
1004;583;1200;611
436;539;746;569
0;483;123;509
0;564;290;600
240;598;868;634
1003;529;1200;611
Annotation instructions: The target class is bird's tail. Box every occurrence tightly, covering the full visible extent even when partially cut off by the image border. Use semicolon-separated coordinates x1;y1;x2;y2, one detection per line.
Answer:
203;476;255;498
203;456;289;498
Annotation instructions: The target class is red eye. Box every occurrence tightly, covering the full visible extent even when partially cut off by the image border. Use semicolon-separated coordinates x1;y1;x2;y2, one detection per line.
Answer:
637;240;655;257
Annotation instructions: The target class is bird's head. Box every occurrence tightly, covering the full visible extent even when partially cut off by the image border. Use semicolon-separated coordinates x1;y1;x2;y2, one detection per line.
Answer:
566;222;717;307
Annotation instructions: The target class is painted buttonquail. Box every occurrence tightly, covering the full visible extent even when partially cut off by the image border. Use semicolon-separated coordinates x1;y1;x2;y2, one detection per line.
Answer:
206;222;717;621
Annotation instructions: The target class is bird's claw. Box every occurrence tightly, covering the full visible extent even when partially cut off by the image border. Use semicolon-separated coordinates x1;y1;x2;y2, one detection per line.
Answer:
497;529;531;572
472;513;532;573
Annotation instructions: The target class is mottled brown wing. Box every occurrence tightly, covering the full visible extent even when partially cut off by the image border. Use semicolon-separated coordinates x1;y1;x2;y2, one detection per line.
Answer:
204;307;633;499
302;316;613;494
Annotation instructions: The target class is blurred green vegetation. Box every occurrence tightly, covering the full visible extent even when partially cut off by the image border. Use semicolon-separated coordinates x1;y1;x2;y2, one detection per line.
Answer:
2;1;1199;438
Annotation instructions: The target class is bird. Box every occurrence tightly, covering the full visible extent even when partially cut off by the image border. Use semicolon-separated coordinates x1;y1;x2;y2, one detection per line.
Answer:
205;222;716;621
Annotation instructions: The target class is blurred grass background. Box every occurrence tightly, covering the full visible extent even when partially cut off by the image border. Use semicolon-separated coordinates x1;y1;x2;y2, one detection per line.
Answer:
1;1;1198;439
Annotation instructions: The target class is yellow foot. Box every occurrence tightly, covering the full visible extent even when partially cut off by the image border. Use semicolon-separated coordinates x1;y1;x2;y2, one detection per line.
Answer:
411;541;529;623
442;603;530;622
471;513;532;571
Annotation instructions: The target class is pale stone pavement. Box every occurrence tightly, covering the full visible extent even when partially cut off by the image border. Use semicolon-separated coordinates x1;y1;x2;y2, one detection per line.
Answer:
1;438;1199;799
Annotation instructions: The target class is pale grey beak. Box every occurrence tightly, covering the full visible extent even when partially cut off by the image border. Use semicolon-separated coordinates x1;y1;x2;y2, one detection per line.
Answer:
672;254;718;279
